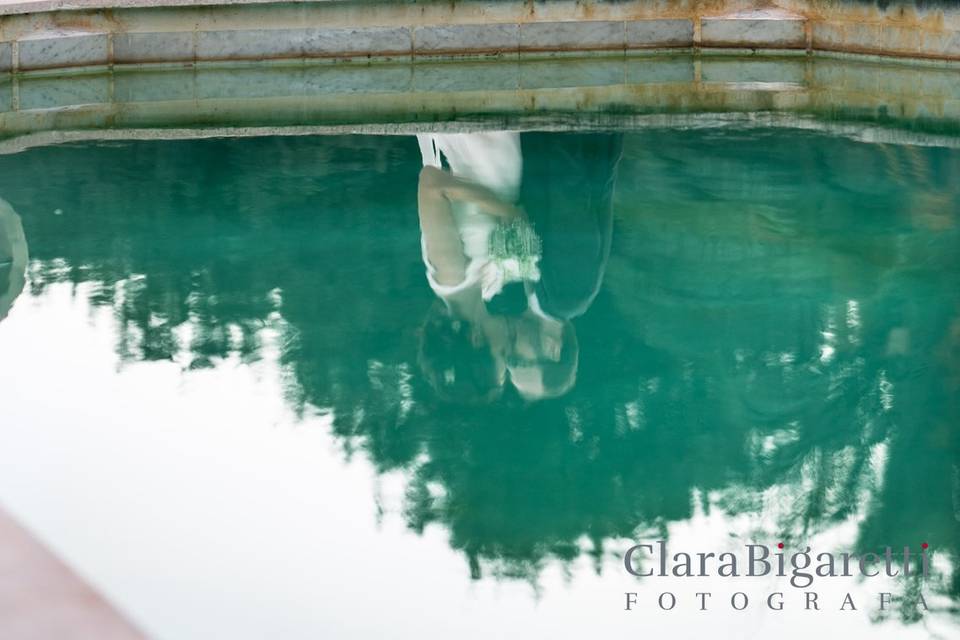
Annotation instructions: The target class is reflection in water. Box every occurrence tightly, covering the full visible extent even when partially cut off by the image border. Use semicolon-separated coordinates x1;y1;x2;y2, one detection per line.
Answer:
0;131;958;629
0;198;28;322
415;132;621;401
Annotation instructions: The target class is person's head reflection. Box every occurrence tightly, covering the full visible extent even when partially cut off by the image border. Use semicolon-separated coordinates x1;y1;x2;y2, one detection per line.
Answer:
0;198;28;324
415;131;621;402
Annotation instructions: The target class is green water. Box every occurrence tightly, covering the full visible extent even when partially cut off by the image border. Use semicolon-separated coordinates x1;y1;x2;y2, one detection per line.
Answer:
0;129;958;638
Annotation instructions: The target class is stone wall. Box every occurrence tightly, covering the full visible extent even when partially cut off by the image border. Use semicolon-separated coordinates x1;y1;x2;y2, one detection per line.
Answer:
0;0;959;73
1;54;958;153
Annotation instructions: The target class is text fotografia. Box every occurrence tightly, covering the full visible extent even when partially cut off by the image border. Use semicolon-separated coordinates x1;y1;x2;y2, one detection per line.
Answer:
622;540;931;612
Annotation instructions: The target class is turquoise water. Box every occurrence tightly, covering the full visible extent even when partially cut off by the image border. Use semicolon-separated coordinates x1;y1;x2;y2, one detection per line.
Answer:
0;129;958;638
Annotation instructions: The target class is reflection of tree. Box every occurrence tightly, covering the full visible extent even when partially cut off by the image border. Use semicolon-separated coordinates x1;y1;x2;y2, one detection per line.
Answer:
2;131;957;612
0;198;28;322
2;136;420;368
285;130;960;603
606;130;960;611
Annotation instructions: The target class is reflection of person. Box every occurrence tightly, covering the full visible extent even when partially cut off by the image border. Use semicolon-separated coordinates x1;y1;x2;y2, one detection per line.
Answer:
513;132;623;400
520;132;622;320
416;132;525;403
0;198;28;323
415;132;622;402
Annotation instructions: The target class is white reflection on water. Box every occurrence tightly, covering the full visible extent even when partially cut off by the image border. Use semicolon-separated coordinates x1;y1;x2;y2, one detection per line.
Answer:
0;283;955;640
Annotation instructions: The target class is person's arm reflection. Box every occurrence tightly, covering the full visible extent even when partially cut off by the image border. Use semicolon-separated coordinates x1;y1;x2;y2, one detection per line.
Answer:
415;133;522;404
0;198;28;324
418;166;522;287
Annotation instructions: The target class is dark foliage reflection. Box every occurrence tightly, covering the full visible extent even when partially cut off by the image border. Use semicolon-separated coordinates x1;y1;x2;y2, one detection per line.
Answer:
0;131;957;619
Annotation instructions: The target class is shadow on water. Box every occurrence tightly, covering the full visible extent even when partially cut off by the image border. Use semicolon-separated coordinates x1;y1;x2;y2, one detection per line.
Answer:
0;130;957;622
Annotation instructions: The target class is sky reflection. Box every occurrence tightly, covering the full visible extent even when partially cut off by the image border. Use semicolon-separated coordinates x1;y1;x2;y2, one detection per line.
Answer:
0;130;957;638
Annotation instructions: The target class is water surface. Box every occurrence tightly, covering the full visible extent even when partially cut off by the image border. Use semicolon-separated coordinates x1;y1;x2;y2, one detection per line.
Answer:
0;129;958;639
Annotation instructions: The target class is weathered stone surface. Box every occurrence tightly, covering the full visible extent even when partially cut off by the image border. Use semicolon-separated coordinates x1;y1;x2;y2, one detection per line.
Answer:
114;68;196;101
921;31;960;58
303;27;412;57
2;1;960;70
18;74;111;109
197;29;305;60
413;61;518;91
520;20;624;52
519;57;624;88
625;19;693;48
702;58;806;84
0;42;12;72
702;17;805;48
1;54;960;156
303;64;412;94
625;56;694;83
0;80;11;111
414;24;519;54
813;22;883;52
18;31;109;70
114;31;195;63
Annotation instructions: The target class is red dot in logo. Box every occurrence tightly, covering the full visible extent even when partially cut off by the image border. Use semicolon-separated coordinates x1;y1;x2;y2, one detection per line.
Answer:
777;542;784;549
921;542;929;550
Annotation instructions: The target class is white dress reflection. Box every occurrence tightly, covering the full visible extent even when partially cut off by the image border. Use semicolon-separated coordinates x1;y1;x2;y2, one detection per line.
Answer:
415;131;585;402
0;198;28;324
